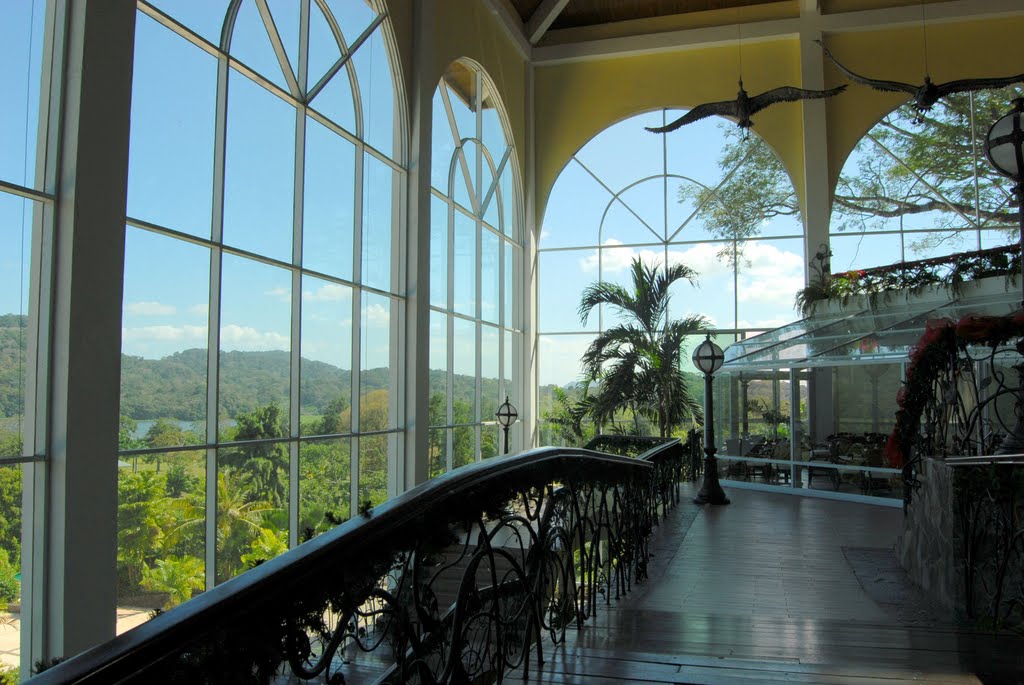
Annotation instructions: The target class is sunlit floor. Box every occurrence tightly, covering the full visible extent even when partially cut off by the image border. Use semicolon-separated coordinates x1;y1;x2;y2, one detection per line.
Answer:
520;483;1024;684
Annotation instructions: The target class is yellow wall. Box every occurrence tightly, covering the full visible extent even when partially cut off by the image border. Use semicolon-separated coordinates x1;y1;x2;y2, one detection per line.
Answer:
534;39;805;229
823;15;1024;189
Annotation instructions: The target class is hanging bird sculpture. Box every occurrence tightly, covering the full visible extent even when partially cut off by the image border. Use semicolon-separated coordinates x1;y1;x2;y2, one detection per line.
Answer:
645;80;846;134
815;40;1024;119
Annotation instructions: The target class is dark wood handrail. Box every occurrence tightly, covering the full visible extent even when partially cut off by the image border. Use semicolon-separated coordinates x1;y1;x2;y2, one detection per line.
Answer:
28;445;661;684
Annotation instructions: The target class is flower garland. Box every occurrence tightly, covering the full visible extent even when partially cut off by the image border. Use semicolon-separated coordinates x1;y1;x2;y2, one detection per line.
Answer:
885;313;1024;466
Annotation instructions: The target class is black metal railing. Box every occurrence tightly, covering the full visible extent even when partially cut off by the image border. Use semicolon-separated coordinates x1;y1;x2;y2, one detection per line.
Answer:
947;454;1024;630
29;441;685;684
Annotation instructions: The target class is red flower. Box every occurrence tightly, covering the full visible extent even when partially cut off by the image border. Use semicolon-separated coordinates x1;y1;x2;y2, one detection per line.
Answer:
955;314;1012;344
884;432;903;468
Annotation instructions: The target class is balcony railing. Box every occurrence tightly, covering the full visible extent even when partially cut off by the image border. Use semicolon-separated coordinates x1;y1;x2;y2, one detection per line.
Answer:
29;440;688;684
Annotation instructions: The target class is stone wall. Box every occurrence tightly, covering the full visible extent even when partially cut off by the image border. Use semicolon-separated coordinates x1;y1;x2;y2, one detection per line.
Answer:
895;457;961;618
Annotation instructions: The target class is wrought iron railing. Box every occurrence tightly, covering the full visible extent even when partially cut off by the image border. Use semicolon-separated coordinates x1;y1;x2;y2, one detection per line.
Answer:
29;442;685;684
947;455;1024;630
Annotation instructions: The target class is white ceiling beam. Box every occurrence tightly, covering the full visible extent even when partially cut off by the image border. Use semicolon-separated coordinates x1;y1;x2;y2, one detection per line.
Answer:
481;0;532;60
526;0;569;44
532;0;1024;65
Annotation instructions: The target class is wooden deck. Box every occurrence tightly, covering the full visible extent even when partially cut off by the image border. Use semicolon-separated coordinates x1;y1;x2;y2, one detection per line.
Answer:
517;483;1024;685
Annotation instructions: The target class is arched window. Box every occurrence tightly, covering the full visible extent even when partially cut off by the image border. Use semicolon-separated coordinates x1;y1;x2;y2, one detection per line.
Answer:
830;86;1022;271
538;111;804;438
119;0;405;603
428;61;522;476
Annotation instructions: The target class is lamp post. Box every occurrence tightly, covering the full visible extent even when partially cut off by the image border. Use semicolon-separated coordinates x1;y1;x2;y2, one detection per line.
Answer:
692;335;730;505
986;98;1024;455
495;396;518;455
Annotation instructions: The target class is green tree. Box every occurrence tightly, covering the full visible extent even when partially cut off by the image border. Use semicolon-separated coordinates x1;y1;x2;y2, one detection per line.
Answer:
221;403;288;506
141;555;204;609
542;386;595;446
0;467;21;565
117;471;168;595
578;258;707;438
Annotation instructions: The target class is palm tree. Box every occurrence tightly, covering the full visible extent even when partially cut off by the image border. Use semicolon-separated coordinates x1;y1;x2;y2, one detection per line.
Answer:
578;258;707;438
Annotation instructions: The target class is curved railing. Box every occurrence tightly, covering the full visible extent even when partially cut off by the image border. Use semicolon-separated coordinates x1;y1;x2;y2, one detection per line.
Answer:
29;441;685;684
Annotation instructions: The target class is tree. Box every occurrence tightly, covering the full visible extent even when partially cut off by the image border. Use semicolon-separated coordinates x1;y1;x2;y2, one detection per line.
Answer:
684;87;1022;261
578;258;707;438
221;403;288;506
142;555;204;609
542;386;595;446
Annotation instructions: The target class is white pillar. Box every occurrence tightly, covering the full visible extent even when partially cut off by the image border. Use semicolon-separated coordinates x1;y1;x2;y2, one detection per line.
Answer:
31;0;136;668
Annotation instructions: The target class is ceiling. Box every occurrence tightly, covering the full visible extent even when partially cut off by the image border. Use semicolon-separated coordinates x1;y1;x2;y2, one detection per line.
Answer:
506;0;789;32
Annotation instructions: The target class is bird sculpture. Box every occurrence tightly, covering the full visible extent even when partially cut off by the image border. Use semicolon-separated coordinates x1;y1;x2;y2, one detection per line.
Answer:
815;39;1024;120
645;80;846;134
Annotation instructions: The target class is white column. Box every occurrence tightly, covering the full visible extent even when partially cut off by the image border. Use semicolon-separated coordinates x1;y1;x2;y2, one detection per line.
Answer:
522;62;537;450
402;0;435;489
799;2;834;446
33;0;136;667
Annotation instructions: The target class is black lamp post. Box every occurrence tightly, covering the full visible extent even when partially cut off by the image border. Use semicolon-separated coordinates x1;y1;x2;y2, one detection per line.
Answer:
495;396;518;455
692;335;730;505
985;98;1024;455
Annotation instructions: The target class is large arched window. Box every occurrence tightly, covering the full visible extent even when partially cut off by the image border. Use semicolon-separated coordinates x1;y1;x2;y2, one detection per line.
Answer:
538;111;804;434
830;86;1022;271
119;0;404;605
428;61;522;477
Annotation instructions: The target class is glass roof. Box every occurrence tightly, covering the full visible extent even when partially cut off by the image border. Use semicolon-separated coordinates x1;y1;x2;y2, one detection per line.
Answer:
723;290;1022;371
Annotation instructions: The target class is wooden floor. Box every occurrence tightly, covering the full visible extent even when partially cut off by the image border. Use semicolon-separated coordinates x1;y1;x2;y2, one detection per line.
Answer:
517;483;1024;685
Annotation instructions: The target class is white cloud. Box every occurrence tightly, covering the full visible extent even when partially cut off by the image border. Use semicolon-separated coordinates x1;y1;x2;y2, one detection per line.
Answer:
125;301;176;316
265;287;290;303
364;303;390;327
220;324;289;351
736;243;804;308
303;283;350;303
188;303;209;318
578;240;734;279
122;324;206;343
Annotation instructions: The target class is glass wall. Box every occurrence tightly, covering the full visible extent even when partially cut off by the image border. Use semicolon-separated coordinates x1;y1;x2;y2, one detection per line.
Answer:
830;87;1023;272
428;61;522;474
0;0;52;675
118;0;403;618
538;112;804;442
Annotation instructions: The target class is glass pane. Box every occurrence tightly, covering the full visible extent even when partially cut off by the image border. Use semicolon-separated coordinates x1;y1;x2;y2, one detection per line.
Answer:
227;0;288;89
303;118;355;280
539;250;593;333
453;140;478;212
0;0;45;189
576;110;664;196
361;154;395;292
481;229;499;324
265;0;299;82
219;255;291;435
0;193;34;458
735;238;804;330
428;428;447;478
618;178;665;242
453;425;475;469
829;232;903;272
310;63;357;134
503;329;513;395
482;423;499;459
481;325;499;423
223;70;296;262
307;0;342;95
300;439;350;537
0;464;22;623
538;334;592;389
351;26;394;159
129;13;217;237
665;115;736;187
442;65;477;143
300;276;352;436
669;178;721;244
324;0;376;45
667;242;735;330
500;162;515;240
121;229;210;439
453;211;476;317
541;158;611;249
602;197;662;246
453;317;476;390
429;311;448;425
117;451;205;618
360;293;391;430
216;444;289;584
481;152;499;229
504;243;514;328
430;195;448;308
431;86;455;192
358;434;388;508
481;82;506;163
147;0;231;45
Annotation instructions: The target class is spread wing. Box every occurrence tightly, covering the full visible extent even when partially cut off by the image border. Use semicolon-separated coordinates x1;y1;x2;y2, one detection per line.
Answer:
815;39;916;95
937;73;1024;96
645;100;739;133
748;85;846;114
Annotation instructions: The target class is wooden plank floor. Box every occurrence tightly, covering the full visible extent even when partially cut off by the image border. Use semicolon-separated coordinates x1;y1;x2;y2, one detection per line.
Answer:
519;483;1024;685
